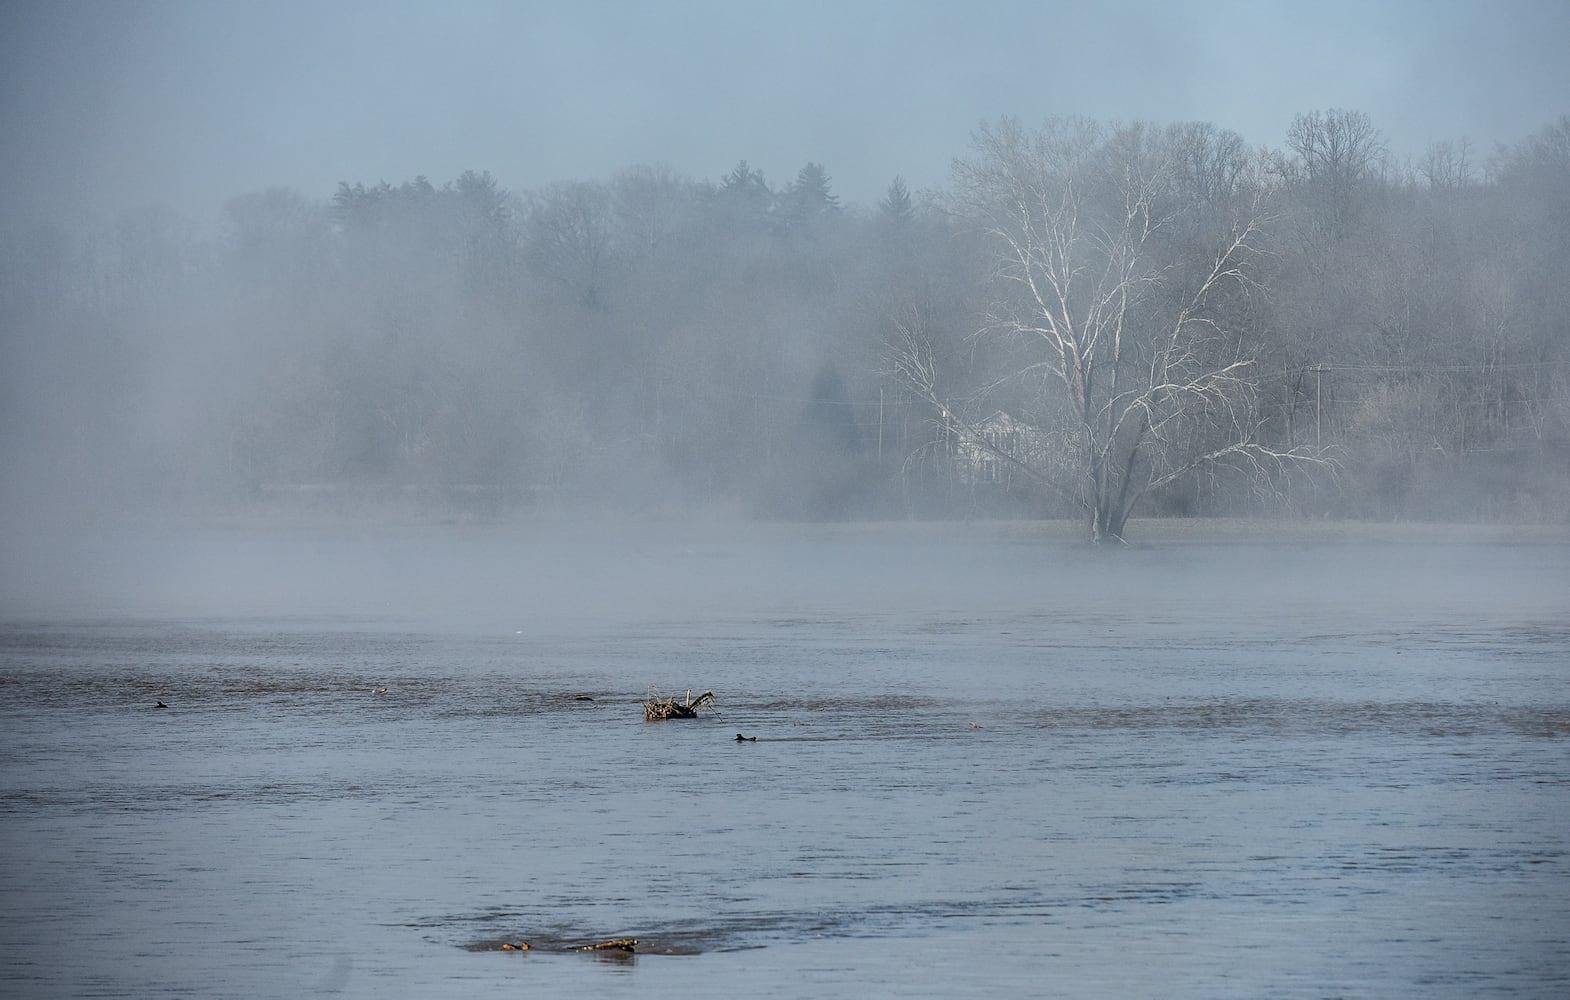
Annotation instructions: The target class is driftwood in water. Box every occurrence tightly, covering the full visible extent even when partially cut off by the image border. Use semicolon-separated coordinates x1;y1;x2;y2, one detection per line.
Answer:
643;688;716;721
572;937;638;952
472;936;632;953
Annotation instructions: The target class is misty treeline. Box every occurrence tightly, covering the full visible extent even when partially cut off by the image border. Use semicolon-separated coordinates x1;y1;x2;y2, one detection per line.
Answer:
3;111;1567;534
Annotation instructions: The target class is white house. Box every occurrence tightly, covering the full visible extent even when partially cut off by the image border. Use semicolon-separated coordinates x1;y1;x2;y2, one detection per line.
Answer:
953;411;1051;487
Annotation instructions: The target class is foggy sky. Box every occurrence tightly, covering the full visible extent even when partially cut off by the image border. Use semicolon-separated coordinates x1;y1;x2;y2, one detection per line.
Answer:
2;0;1568;231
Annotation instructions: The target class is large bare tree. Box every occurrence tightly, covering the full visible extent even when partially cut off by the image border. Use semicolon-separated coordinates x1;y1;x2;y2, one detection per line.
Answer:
893;118;1324;542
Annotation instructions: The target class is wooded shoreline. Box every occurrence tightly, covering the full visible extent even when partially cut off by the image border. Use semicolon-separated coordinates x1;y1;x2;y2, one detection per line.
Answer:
191;506;1570;547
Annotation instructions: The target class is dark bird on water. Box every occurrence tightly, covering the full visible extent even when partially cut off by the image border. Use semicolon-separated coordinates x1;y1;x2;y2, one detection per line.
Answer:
155;701;168;709
735;733;756;742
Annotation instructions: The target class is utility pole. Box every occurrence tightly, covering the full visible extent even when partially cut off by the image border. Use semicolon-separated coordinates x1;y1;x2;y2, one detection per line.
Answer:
877;387;884;465
1315;366;1322;450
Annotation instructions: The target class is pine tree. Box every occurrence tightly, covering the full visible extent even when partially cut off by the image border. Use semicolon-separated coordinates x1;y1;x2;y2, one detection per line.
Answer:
779;162;841;230
878;176;915;226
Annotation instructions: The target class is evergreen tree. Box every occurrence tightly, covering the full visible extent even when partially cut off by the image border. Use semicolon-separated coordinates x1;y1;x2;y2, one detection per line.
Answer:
779;162;841;230
716;160;774;229
878;175;914;226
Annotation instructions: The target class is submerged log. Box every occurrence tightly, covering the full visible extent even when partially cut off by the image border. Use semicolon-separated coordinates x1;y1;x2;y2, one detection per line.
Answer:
643;688;716;721
472;936;634;953
573;937;638;952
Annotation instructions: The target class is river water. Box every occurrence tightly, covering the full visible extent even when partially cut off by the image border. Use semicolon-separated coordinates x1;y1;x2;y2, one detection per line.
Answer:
1;524;1567;998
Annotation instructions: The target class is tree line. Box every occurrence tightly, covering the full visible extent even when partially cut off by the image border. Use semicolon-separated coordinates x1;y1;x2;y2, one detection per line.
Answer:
2;110;1566;537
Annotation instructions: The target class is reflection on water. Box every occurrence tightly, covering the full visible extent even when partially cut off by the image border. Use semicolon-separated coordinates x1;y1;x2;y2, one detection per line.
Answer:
1;535;1567;998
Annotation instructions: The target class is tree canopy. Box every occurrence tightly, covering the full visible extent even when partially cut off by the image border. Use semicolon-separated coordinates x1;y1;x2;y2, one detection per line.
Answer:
4;112;1567;534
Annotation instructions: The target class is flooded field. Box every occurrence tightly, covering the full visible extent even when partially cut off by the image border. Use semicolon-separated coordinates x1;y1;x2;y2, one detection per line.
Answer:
1;524;1567;998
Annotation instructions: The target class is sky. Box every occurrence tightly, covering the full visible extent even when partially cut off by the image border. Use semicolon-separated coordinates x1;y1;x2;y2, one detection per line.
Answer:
2;0;1567;231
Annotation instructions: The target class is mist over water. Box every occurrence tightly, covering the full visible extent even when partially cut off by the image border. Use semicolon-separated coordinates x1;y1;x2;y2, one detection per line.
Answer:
2;528;1566;998
6;518;1565;628
4;3;1570;996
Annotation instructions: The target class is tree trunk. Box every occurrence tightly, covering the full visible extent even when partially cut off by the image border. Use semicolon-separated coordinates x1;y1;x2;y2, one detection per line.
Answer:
1091;499;1129;544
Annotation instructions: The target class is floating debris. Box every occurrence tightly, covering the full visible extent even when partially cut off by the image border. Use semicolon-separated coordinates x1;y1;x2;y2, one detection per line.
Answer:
572;937;637;953
643;689;715;721
469;935;633;954
371;687;388;695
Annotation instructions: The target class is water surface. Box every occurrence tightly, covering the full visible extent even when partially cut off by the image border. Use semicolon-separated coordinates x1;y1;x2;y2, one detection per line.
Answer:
2;526;1567;997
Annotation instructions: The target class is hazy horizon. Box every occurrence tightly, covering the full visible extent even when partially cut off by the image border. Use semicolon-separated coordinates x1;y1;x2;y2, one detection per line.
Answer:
2;0;1568;562
3;0;1568;231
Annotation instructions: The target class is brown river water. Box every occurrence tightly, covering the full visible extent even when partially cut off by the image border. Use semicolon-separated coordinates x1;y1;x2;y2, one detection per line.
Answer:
1;524;1567;998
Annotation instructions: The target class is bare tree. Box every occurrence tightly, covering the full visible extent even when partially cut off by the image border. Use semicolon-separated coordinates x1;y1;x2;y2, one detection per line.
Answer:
1284;108;1388;238
522;181;614;309
1420;138;1475;191
892;117;1325;542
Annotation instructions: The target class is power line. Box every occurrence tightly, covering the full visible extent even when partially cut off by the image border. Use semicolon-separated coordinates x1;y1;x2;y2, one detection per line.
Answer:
1259;360;1570;378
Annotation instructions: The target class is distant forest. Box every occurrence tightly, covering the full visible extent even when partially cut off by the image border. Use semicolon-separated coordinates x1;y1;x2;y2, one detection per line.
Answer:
3;111;1567;533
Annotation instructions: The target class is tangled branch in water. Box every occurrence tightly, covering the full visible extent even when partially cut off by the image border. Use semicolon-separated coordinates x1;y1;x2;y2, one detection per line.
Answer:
642;688;716;721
